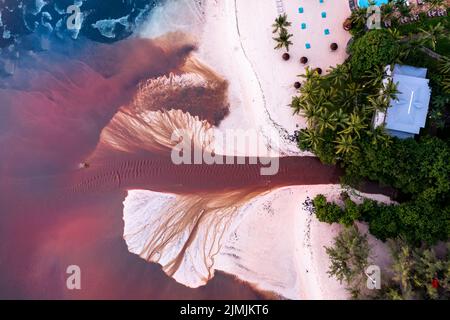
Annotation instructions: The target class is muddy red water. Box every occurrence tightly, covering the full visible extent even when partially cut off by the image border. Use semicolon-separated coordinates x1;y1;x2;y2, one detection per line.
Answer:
0;35;341;299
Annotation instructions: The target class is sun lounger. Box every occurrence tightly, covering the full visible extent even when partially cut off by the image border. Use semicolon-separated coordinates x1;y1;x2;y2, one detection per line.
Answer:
275;0;285;14
437;9;447;17
400;17;410;24
348;0;357;11
427;10;436;18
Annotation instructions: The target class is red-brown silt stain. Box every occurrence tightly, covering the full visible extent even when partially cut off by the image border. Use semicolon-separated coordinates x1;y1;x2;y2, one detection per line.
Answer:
0;35;342;299
0;153;341;300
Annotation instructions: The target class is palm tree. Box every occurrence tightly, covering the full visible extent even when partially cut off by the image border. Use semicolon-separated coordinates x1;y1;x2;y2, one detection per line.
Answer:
388;28;403;42
368;94;390;112
273;28;293;52
327;64;350;87
346;82;363;97
419;23;446;51
325;87;338;101
317;109;338;133
338;89;354;109
340;111;367;138
367;128;392;148
381;2;395;21
397;0;411;17
344;82;364;108
363;65;386;88
398;38;423;62
439;56;450;74
431;95;448;110
291;96;308;114
390;241;416;300
334;134;359;156
299;66;319;81
272;14;291;34
383;78;400;102
443;77;450;94
350;8;367;28
325;226;370;291
425;0;445;9
298;128;324;150
300;102;322;128
300;79;322;99
334;108;350;129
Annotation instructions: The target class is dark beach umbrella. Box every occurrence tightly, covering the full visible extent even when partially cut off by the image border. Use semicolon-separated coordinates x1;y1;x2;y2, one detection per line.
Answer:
315;68;322;75
282;53;290;61
300;56;308;64
343;18;352;31
330;43;338;51
294;81;301;89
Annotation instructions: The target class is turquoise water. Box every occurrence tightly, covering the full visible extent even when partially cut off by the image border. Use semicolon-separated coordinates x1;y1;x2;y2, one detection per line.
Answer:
358;0;389;7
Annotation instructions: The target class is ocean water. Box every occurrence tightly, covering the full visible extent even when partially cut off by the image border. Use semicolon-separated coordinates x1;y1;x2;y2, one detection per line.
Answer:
0;0;268;299
0;0;164;46
0;0;344;299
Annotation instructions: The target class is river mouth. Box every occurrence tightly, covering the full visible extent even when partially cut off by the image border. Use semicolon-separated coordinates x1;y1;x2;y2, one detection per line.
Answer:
0;28;343;299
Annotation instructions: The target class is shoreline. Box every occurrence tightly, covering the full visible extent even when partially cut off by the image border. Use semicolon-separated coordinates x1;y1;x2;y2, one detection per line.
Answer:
130;0;393;299
193;0;356;299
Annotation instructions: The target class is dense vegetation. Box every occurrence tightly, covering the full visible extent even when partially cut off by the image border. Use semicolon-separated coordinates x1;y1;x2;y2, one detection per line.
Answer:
314;191;449;245
349;29;401;77
272;14;293;52
377;239;450;300
325;225;371;298
293;11;450;246
294;1;450;300
326;226;450;300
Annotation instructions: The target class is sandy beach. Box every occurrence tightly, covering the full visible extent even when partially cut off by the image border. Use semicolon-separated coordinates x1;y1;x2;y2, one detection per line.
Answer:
125;0;393;299
196;0;357;298
198;0;352;155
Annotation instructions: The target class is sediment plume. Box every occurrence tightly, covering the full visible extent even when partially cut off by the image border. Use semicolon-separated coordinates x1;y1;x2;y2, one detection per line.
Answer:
0;31;341;298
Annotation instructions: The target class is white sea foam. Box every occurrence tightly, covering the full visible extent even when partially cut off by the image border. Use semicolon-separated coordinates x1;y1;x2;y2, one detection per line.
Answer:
137;0;205;39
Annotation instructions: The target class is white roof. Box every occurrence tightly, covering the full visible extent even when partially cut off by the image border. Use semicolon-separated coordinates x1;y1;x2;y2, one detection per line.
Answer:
384;65;431;135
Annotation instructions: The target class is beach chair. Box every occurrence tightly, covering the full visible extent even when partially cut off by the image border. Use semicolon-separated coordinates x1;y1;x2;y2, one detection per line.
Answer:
276;0;285;15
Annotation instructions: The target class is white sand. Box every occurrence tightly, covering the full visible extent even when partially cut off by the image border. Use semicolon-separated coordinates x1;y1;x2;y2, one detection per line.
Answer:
126;0;394;299
214;186;394;300
194;0;358;299
197;0;351;155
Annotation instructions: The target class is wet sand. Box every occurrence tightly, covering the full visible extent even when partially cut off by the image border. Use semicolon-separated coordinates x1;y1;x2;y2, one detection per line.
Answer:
0;31;340;299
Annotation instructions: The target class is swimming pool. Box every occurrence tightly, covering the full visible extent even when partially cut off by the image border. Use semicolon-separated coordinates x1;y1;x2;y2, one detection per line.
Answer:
357;0;389;7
